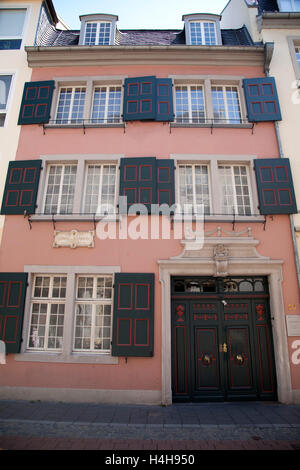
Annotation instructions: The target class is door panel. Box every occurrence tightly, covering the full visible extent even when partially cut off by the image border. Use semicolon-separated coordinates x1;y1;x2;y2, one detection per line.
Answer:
171;277;277;402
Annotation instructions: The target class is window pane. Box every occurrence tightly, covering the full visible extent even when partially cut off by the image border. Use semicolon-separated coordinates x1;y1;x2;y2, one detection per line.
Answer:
0;9;26;37
219;165;251;215
225;86;241;123
190;86;205;123
212;86;241;124
56;88;72;124
295;46;300;67
91;86;121;124
98;22;111;45
212;86;226;122
175;86;189;123
84;164;116;214
44;165;77;215
203;22;217;45
179;164;210;214
0;75;12;110
56;87;85;124
70;88;85;123
175;85;205;123
190;22;202;45
84;22;97;45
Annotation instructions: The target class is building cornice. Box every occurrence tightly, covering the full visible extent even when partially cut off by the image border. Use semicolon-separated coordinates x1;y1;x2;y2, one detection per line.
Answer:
259;12;300;29
25;45;265;68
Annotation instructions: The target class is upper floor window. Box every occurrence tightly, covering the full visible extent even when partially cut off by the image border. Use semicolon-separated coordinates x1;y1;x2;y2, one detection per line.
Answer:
218;165;252;216
0;8;26;49
189;21;217;45
43;164;78;215
182;13;222;46
278;0;300;11
79;14;118;46
84;21;111;45
175;85;206;123
211;85;242;124
91;85;122;123
0;75;12;126
55;87;86;124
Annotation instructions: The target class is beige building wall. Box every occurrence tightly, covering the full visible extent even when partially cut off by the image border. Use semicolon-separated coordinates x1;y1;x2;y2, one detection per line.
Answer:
221;0;262;43
0;1;46;243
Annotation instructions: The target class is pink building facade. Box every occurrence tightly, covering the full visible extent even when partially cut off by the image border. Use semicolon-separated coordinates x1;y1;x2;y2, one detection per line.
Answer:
0;12;299;404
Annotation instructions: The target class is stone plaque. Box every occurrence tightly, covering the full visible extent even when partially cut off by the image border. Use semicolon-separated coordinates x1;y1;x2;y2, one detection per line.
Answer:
286;315;300;337
54;230;94;249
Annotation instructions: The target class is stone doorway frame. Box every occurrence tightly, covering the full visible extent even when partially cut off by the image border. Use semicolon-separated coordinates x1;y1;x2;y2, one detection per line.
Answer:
158;230;292;405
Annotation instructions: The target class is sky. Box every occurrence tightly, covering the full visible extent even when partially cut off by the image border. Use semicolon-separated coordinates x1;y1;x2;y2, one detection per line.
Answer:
52;0;230;30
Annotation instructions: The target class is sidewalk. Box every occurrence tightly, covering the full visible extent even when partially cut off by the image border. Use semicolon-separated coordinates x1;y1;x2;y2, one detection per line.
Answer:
0;400;300;450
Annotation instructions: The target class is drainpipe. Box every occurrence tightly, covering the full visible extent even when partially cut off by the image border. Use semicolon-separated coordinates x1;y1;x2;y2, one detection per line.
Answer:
265;63;300;296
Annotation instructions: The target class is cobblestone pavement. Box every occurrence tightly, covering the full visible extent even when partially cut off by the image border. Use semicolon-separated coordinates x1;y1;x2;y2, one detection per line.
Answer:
0;400;299;451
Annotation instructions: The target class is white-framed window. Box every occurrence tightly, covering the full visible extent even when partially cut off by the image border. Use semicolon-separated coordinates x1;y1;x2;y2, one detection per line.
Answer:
43;164;77;215
278;0;300;11
295;46;300;67
0;8;26;49
28;275;67;351
218;164;252;216
174;85;206;123
83;163;117;214
0;74;12;126
211;85;242;124
91;85;122;123
74;275;113;353
55;87;86;124
189;21;217;45
84;21;111;45
178;164;211;214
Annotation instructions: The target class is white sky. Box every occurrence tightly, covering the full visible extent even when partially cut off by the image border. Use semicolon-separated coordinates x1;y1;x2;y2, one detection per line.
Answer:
52;0;230;30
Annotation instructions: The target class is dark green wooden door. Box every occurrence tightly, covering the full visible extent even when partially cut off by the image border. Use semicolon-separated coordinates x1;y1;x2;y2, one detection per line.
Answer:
171;278;277;402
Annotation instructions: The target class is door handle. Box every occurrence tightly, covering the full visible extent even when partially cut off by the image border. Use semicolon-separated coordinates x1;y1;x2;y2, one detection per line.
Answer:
219;343;228;353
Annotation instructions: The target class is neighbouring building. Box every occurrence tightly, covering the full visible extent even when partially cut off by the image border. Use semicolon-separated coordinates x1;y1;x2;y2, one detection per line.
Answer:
0;8;299;404
0;0;68;243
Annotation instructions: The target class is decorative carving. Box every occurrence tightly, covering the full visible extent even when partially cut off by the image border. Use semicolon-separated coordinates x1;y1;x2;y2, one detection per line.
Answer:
53;230;95;249
214;244;229;277
176;304;185;322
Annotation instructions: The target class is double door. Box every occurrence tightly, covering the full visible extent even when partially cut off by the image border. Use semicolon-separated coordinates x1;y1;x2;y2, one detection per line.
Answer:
171;292;277;401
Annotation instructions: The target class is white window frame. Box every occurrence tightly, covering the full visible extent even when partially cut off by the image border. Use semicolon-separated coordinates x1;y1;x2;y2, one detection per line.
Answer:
0;73;14;127
211;84;242;124
84;21;112;45
171;75;248;127
28;274;67;352
42;163;78;215
33;154;121;221
17;266;121;364
91;85;122;124
55;86;86;124
173;154;262;221
189;20;218;45
79;14;118;46
287;37;300;80
278;0;300;11
0;4;30;49
73;275;113;353
83;162;118;215
218;164;253;216
174;84;206;123
48;76;125;127
183;14;222;46
177;163;211;215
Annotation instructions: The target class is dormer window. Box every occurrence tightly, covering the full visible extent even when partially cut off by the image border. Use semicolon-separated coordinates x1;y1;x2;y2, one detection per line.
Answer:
183;14;222;46
79;14;118;46
278;0;300;11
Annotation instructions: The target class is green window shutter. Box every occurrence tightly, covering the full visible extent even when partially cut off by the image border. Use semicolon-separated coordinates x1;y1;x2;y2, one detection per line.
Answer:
254;158;297;214
119;157;157;214
18;80;54;125
0;273;28;353
156;159;175;212
123;76;157;121
112;273;154;357
1;160;42;215
156;79;174;122
243;77;281;122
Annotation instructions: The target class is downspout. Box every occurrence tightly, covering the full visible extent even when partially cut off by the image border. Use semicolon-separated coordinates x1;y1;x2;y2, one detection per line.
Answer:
265;43;300;296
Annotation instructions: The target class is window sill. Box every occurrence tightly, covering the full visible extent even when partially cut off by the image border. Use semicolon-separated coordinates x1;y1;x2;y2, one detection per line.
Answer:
44;122;125;129
15;351;119;364
171;122;254;129
30;214;119;222
173;214;265;223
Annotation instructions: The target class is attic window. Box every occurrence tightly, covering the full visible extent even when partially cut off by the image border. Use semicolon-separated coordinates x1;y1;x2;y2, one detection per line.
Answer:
84;21;111;45
278;0;300;11
182;14;222;46
189;21;217;45
79;14;118;46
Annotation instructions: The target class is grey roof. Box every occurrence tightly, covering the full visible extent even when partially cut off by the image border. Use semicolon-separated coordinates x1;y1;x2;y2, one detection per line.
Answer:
257;0;279;13
36;25;254;47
